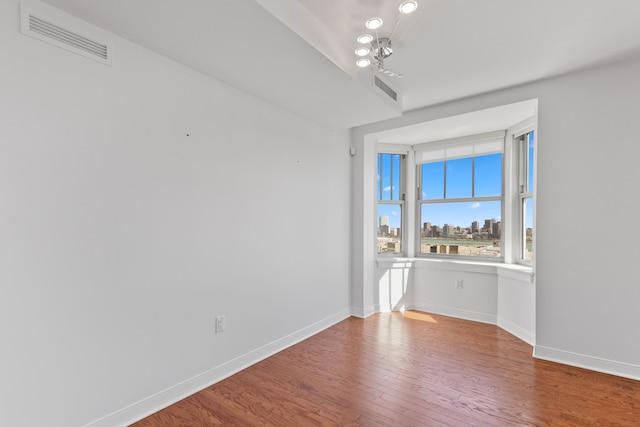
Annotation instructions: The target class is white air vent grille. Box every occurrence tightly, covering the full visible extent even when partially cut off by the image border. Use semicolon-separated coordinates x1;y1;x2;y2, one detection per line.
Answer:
20;3;112;66
374;76;397;101
29;15;108;60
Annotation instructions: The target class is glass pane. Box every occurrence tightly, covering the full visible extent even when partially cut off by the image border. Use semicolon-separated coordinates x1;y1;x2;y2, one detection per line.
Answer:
392;154;401;200
522;197;533;262
474;153;502;197
379;154;390;200
378;204;402;254
378;153;401;201
446;157;472;198
527;132;535;192
420;200;501;257
421;162;444;200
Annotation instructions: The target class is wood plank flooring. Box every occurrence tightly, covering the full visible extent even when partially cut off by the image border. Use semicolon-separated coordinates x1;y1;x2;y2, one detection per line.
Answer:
132;311;639;426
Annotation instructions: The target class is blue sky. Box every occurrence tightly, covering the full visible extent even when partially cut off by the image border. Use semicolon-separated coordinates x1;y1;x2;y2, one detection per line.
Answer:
378;153;503;229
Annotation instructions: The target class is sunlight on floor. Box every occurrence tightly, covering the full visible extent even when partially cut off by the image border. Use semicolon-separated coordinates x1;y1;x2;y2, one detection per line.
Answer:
400;310;438;323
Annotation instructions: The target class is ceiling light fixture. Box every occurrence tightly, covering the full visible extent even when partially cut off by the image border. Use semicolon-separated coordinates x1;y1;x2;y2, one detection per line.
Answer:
355;47;371;57
399;1;418;14
357;34;374;44
356;58;371;68
365;17;383;30
354;1;418;78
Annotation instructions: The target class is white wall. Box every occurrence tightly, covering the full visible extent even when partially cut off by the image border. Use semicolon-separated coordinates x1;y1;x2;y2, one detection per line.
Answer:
532;57;640;378
497;269;535;345
0;2;351;426
352;56;640;380
412;263;498;325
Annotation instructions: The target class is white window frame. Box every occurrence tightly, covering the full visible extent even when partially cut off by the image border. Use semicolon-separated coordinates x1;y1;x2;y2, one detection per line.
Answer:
376;145;409;256
413;131;505;261
374;118;536;265
505;118;536;266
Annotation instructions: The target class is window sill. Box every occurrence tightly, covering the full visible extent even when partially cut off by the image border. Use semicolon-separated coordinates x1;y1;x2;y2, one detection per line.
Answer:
376;256;534;282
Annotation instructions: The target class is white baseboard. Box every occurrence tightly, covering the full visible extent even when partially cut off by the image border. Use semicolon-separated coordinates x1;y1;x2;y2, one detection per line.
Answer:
84;309;351;427
410;303;497;325
534;345;640;381
497;316;535;346
350;305;376;318
374;304;394;313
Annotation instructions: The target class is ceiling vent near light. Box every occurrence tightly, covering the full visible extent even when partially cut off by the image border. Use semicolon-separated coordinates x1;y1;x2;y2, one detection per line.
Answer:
374;75;398;102
361;70;402;113
20;2;112;66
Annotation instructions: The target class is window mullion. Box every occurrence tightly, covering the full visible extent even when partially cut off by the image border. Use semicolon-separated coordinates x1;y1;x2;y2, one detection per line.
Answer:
472;157;475;198
443;160;447;199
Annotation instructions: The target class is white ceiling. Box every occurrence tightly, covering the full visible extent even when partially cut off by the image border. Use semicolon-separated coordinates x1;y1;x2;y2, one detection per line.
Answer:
41;0;640;130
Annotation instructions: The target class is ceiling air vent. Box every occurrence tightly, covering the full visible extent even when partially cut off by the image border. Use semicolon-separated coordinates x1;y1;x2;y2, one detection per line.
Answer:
374;75;398;102
359;70;402;113
20;3;112;66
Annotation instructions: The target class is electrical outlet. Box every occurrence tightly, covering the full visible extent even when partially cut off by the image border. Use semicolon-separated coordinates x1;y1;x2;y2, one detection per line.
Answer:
455;279;464;290
215;315;225;333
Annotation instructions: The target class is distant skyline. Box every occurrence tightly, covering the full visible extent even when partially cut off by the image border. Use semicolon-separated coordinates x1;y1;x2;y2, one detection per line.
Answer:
378;152;503;230
378;201;501;230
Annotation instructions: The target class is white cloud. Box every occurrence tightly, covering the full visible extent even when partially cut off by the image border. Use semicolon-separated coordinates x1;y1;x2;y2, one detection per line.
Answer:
471;202;481;209
383;185;395;192
391;211;398;216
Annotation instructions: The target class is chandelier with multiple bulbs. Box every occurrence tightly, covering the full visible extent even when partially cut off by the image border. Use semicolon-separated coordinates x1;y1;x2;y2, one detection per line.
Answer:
354;1;418;78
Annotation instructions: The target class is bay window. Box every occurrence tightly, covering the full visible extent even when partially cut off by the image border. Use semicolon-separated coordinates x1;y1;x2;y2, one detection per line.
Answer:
375;125;535;264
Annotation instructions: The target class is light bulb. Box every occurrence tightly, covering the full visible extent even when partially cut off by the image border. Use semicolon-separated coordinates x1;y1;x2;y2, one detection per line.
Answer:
355;47;371;57
357;34;374;44
365;17;383;30
356;58;371;68
399;1;418;14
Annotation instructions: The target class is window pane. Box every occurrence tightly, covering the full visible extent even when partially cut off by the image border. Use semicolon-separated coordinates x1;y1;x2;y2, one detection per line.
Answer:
446;158;472;198
421;162;444;200
527;132;535;192
420;200;501;257
522;197;533;262
392;154;401;200
379;154;390;200
474;153;502;197
378;204;402;254
378;153;401;201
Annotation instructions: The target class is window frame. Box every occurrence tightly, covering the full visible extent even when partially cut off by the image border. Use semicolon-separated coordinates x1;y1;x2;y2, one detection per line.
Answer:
517;130;535;265
374;121;536;266
376;150;407;256
415;146;505;261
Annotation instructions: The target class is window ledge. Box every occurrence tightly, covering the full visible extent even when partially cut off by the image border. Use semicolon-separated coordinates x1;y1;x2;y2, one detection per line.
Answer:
496;263;534;283
377;257;534;281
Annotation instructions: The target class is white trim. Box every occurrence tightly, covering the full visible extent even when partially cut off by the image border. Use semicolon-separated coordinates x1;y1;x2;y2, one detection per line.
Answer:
411;257;499;275
533;345;640;381
410;303;497;325
497;316;535;346
496;264;534;283
375;303;402;313
508;117;535;139
84;309;351;427
375;258;414;269
413;130;506;152
350;305;376;318
377;143;410;154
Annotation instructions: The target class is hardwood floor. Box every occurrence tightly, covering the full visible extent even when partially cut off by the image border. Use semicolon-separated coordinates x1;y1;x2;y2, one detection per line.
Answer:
132;311;639;426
